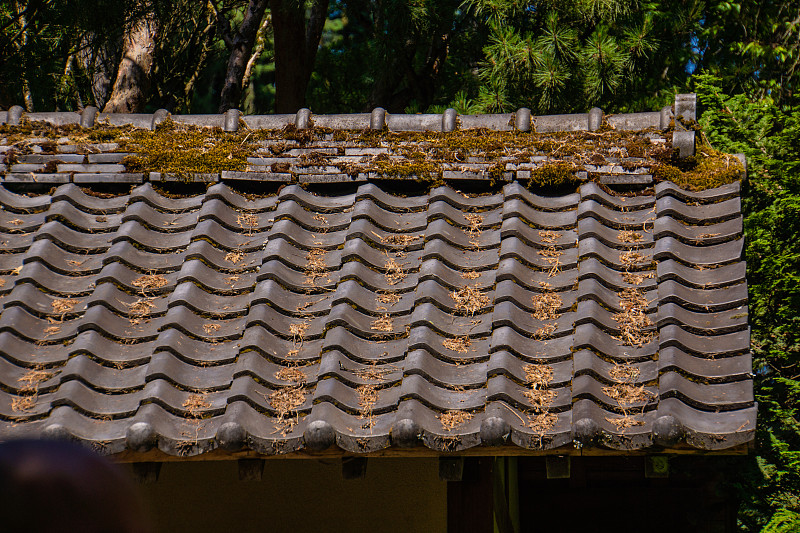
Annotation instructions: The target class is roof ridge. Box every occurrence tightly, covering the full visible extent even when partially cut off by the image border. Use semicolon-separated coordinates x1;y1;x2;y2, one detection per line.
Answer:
1;93;695;138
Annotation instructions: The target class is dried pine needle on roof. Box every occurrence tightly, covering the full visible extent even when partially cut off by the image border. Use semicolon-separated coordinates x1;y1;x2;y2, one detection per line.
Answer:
132;273;168;294
443;335;472;353
613;287;654;346
531;292;562;321
537;247;564;277
622;271;654;285
524;388;557;410
523;364;553;389
439;410;473;431
371;313;394;332
605;415;644;430
304;248;328;284
51;299;79;315
538;230;562;244
236;213;259;233
379;233;421;246
377;291;401;305
357;384;379;424
18;368;53;390
464;213;483;246
451;284;490;316
269;385;306;433
383;252;407;285
534;322;557;340
289;320;310;342
602;384;655;406
620;250;647;267
11;396;36;412
618;230;643;243
528;411;558;433
275;366;307;384
183;393;211;417
202;323;221;335
225;250;244;264
609;362;640;383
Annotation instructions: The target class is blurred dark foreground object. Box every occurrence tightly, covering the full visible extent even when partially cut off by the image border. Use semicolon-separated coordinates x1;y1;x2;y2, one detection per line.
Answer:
0;439;153;533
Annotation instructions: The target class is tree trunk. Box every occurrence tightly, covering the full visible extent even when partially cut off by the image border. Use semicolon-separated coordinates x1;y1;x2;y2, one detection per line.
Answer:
78;35;117;110
217;0;270;113
269;0;328;113
103;13;159;113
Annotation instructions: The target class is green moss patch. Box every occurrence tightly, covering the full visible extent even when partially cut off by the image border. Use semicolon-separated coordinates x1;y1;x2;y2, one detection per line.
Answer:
119;120;256;179
652;142;744;191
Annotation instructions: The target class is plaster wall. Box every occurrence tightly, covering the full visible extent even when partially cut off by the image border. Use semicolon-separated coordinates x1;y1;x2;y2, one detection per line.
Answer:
136;457;446;533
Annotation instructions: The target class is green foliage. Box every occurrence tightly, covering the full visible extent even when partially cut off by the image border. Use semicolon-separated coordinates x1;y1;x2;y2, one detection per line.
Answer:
697;1;800;107
457;0;695;114
695;74;800;531
763;510;800;533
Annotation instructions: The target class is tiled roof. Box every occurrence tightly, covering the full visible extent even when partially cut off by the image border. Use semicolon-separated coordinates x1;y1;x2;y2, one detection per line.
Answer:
0;98;754;458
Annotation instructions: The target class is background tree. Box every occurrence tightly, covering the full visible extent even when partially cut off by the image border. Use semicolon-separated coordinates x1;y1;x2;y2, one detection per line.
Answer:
269;0;329;112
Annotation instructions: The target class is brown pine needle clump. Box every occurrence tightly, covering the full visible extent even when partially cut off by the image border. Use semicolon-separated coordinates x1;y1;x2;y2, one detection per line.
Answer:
51;299;79;316
384;252;407;285
377;291;401;305
603;362;654;431
523;364;556;410
269;386;306;434
618;230;643;243
602;383;655;406
532;292;562;321
461;270;480;280
275;367;307;384
371;313;394;332
451;284;490;316
11;396;36;412
304;248;328;285
380;234;421;246
524;388;557;410
464;213;483;246
357;384;379;425
289;320;310;343
620;250;647;267
18;368;52;390
523;363;557;435
538;230;562;244
534;323;557;339
127;298;155;317
610;362;640;383
613;288;654;346
439;410;473;431
443;335;472;353
605;415;644;430
132;273;168;295
225;250;244;264
183;394;211;418
523;364;553;389
236;213;259;234
529;411;558;433
353;364;397;382
12;367;53;413
623;271;648;285
202;323;221;335
538;248;564;277
126;298;156;325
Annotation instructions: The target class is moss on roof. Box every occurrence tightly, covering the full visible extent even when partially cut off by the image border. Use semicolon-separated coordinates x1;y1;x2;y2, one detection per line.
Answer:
0;117;743;190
